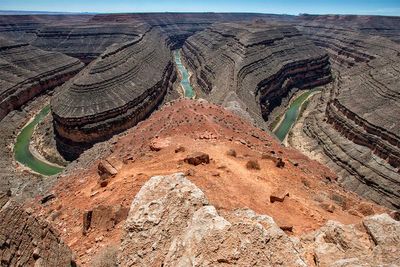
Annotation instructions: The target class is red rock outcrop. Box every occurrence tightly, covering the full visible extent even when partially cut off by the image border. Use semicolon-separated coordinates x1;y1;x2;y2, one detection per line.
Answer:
119;173;400;266
36;99;390;265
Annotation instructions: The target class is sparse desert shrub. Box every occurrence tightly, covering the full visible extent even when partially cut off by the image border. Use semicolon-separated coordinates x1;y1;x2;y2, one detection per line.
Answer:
226;149;237;157
91;245;118;267
246;160;260;170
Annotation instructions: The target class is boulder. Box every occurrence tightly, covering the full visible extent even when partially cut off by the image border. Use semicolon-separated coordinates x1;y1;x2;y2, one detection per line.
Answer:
98;160;118;179
184;152;210;166
270;189;290;203
118;173;307;266
301;213;400;266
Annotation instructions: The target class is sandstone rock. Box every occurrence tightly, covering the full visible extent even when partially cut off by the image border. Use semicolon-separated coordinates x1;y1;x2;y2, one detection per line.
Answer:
97;160;118;179
0;191;75;266
118;173;307;266
184;152;210;166
301;213;400;266
320;202;336;213
226;148;237;157
270;189;289;203
175;146;186;153
82;205;129;235
150;137;171;151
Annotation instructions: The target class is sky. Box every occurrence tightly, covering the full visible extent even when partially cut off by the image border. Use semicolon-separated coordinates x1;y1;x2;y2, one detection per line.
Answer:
0;0;399;16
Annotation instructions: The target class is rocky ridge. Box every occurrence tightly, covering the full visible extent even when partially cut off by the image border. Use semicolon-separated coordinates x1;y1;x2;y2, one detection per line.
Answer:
182;22;332;126
51;27;176;160
0;38;83;120
290;18;400;209
34;99;390;265
119;172;400;266
0;189;75;266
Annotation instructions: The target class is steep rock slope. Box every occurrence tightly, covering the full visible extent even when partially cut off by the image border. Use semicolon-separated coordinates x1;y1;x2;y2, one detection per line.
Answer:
299;14;400;44
0;13;294;64
0;38;83;120
51;27;176;160
0;190;76;266
119;173;400;266
182;22;332;125
35;99;388;265
291;19;400;210
32;23;145;63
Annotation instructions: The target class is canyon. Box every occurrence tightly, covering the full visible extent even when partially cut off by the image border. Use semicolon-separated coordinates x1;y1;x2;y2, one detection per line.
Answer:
182;22;332;126
288;15;400;210
0;12;398;266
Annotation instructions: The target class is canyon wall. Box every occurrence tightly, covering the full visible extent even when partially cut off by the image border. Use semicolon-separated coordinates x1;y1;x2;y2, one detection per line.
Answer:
291;18;400;209
51;27;176;160
32;23;145;63
182;22;332;126
0;13;294;64
0;190;76;266
0;38;84;120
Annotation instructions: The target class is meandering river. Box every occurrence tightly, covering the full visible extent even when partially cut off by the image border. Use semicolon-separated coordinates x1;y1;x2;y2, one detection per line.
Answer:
14;105;64;176
173;50;195;98
273;90;317;142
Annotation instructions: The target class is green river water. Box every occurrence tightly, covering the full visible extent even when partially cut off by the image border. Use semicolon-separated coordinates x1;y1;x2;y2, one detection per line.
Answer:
14;105;64;176
173;50;195;98
273;90;315;142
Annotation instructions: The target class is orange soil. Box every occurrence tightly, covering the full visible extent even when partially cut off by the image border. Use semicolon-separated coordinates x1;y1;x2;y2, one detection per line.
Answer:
33;99;386;266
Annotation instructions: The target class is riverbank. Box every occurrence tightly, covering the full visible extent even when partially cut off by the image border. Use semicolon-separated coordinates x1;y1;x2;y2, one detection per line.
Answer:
14;105;64;176
273;89;320;143
173;50;196;99
0;95;61;201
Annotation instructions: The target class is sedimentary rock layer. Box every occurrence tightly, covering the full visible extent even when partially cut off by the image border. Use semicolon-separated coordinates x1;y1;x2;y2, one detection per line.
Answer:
0;190;75;266
51;28;176;160
32;23;146;63
182;22;332;125
0;38;83;120
293;20;400;209
119;173;400;266
298;14;400;44
0;13;295;63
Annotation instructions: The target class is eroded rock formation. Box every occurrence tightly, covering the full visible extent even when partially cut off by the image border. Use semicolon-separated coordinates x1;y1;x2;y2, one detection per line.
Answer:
32;24;145;63
0;38;83;120
0;189;75;266
182;22;332;125
51;27;176;159
119;173;400;266
290;17;400;210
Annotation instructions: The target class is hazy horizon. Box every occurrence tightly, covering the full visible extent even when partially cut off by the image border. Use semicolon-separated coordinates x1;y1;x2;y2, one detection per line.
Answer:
0;0;399;16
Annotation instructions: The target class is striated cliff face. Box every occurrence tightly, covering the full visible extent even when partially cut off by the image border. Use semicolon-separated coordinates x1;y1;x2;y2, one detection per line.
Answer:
0;190;76;266
299;14;400;44
32;24;145;63
51;28;177;160
0;38;84;121
291;19;400;210
182;22;332;125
